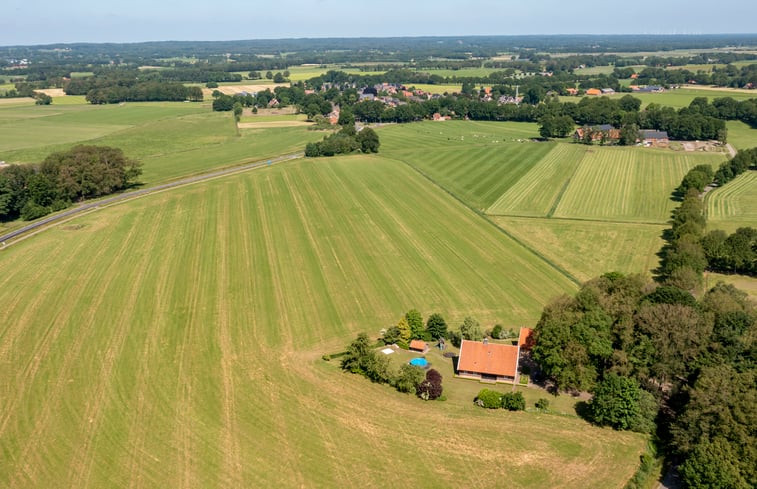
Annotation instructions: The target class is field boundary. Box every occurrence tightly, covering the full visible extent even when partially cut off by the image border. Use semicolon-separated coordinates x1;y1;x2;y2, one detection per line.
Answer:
385;155;582;286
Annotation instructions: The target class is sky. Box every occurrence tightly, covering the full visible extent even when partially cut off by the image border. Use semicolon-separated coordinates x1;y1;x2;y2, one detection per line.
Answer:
2;0;756;46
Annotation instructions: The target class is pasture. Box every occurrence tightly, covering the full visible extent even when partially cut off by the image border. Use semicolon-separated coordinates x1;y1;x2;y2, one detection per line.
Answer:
495;217;665;281
0;102;324;185
706;171;757;232
725;121;757;150
0;155;649;488
551;147;724;223
559;88;756;108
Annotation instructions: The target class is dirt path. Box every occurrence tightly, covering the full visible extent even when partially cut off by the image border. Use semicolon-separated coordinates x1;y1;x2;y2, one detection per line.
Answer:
0;152;303;247
726;143;737;158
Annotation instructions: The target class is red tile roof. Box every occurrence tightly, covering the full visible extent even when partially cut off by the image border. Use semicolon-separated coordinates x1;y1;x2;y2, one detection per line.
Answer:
409;339;427;351
457;340;519;378
518;328;534;349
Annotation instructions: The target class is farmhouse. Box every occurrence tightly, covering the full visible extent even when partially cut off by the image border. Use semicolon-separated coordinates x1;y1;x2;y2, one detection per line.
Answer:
585;88;602;96
639;129;670;147
456;339;520;383
565;87;579;96
601;88;615;94
409;339;429;353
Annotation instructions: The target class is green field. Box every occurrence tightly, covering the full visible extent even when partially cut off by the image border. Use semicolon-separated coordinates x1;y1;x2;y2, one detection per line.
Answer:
494;217;665;281
487;144;587;217
706;170;757;232
0;155;649;488
551;147;724;223
725;120;757;150
0;102;324;185
560;88;756;108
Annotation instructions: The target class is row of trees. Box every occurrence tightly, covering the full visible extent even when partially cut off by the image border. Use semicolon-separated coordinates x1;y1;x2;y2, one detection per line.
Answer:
0;146;142;221
380;310;493;349
84;82;202;104
659;149;757;284
339;333;443;400
304;126;380;157
531;273;755;488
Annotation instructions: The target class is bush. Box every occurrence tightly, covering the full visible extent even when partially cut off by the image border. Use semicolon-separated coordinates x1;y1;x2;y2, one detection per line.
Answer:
417;369;443;400
535;398;550;411
20;201;51;220
475;388;502;409
395;364;424;393
502;392;526;411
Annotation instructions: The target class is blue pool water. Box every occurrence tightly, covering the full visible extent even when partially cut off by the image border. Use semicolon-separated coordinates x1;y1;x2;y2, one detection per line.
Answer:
409;357;428;367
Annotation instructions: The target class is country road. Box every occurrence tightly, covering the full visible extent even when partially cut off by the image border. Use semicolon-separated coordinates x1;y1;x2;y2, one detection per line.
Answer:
0;152;303;246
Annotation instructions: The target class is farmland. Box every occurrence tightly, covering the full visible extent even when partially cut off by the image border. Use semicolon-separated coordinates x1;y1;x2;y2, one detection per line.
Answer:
706;170;757;232
0;154;653;488
377;120;729;282
493;217;666;281
0;101;324;185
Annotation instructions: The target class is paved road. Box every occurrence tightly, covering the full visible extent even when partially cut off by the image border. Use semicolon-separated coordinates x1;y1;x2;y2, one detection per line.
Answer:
0;152;303;245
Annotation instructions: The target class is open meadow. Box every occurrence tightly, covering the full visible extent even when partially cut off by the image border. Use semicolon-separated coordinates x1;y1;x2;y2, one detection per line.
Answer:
378;120;727;282
706;170;757;232
0;154;652;488
0;101;325;184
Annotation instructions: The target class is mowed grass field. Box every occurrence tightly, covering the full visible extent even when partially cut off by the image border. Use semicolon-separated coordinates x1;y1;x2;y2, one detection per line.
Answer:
725;120;757;150
0;155;647;488
0;101;324;184
494;217;665;281
706;170;757;232
378;120;727;280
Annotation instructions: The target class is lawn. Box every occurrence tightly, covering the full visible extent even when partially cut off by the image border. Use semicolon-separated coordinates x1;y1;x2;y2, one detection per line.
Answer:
706;170;757;232
0;154;649;489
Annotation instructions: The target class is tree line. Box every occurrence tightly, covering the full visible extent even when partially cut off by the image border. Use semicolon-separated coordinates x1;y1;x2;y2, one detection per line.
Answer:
658;148;757;286
0;146;142;221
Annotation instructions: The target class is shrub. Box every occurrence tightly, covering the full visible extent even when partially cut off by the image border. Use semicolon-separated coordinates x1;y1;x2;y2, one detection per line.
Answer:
417;369;443;400
395;364;424;393
502;392;526;411
475;389;502;409
535;398;550;411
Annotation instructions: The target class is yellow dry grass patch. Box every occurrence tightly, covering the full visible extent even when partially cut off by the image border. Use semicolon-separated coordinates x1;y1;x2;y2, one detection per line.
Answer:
34;88;66;97
237;120;312;129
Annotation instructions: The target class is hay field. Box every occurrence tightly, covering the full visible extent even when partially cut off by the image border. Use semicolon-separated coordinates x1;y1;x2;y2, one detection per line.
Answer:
0;103;323;185
551;147;725;223
725;121;757;150
706;171;757;232
495;217;665;281
0;155;647;488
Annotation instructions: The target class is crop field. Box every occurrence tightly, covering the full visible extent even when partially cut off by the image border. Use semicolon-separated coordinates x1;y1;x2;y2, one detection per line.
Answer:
0;155;649;488
494;217;665;281
404;83;461;94
725;121;757;150
706;171;757;232
0;102;324;185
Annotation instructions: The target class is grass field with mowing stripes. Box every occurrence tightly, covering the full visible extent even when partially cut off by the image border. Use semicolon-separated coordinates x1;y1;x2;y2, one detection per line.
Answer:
0;155;649;488
706;170;757;232
552;147;725;223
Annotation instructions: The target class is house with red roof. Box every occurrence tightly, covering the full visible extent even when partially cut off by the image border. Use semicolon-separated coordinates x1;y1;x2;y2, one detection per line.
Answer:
456;339;520;383
518;328;534;350
409;339;429;353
